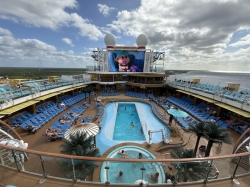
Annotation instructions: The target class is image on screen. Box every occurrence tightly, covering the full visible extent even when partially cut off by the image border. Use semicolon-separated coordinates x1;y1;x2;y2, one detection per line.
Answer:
108;50;145;72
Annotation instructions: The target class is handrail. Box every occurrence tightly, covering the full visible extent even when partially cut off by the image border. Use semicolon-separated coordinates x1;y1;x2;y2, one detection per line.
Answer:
0;142;249;162
232;128;250;153
0;119;22;140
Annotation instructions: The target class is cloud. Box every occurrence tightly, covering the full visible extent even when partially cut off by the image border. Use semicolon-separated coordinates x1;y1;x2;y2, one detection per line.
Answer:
70;13;103;40
62;38;74;47
98;4;115;17
106;0;250;70
229;34;250;47
0;0;103;40
0;27;12;36
0;35;93;68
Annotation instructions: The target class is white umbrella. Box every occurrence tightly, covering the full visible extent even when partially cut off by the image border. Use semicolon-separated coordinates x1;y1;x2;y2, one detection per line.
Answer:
64;123;99;140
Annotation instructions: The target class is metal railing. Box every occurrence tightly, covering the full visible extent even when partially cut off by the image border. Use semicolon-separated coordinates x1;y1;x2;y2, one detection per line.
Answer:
0;143;249;185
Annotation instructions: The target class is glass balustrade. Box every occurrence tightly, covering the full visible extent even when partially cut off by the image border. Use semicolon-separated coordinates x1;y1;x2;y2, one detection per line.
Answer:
0;145;249;186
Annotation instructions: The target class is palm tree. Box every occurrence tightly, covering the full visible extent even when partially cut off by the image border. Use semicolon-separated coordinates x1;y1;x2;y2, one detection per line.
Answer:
60;132;100;180
188;121;206;155
203;122;232;157
164;84;176;96
81;87;88;101
170;147;210;182
86;85;94;103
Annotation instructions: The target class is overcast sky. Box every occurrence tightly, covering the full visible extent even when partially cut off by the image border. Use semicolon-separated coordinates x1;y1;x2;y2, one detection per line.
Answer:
0;0;250;71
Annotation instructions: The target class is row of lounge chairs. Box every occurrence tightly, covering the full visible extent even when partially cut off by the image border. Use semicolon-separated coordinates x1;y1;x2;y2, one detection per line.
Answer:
143;99;167;121
48;104;91;141
176;116;197;129
166;96;230;130
100;88;120;97
125;91;153;99
101;92;120;96
0;78;88;103
173;81;250;104
96;106;103;119
58;93;87;107
174;82;223;94
9;93;86;134
220;91;249;103
9;112;35;128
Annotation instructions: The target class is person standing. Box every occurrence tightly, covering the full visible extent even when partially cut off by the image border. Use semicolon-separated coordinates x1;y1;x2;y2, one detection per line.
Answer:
169;115;174;126
98;122;102;130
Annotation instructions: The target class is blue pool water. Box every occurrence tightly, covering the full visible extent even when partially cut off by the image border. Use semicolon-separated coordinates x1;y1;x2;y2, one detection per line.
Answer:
96;102;170;155
113;103;145;141
100;146;165;184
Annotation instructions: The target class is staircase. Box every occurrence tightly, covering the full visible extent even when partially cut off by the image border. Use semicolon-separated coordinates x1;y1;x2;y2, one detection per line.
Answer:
0;129;25;170
231;136;250;170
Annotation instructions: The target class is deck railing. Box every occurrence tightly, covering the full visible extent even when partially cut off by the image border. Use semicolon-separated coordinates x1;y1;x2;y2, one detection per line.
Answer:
0;143;249;185
0;107;250;186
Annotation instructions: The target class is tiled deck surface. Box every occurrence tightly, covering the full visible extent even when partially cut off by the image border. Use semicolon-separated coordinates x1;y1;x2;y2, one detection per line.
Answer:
1;93;249;187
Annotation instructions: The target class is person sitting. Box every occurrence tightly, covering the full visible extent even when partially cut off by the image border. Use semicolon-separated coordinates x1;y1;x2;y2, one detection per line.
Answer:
59;118;71;124
73;120;77;126
46;127;62;133
26;125;37;135
98;122;102;130
67;112;80;117
46;127;53;133
210;119;216;123
138;153;143;159
118;171;123;177
117;150;129;158
130;122;135;127
117;171;123;183
58;102;63;108
150;172;159;182
199;145;206;153
46;131;59;137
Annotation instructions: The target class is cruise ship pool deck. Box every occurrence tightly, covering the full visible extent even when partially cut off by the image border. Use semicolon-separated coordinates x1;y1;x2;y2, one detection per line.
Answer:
0;94;250;187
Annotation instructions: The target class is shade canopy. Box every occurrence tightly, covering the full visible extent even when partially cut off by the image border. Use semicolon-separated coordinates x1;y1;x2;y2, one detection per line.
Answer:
167;109;189;118
64;123;99;140
0;100;39;115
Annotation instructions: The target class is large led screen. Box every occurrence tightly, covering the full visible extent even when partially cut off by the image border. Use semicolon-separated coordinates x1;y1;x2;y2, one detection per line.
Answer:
108;50;145;72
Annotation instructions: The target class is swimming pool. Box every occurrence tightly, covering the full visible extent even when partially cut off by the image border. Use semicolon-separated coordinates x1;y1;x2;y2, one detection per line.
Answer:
96;102;170;155
100;146;165;184
113;103;145;141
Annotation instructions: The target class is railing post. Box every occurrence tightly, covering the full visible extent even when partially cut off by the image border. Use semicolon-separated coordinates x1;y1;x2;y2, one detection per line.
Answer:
39;155;47;178
139;167;145;186
105;160;110;185
71;158;77;181
231;156;242;179
204;159;213;183
173;162;180;185
11;150;20;171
